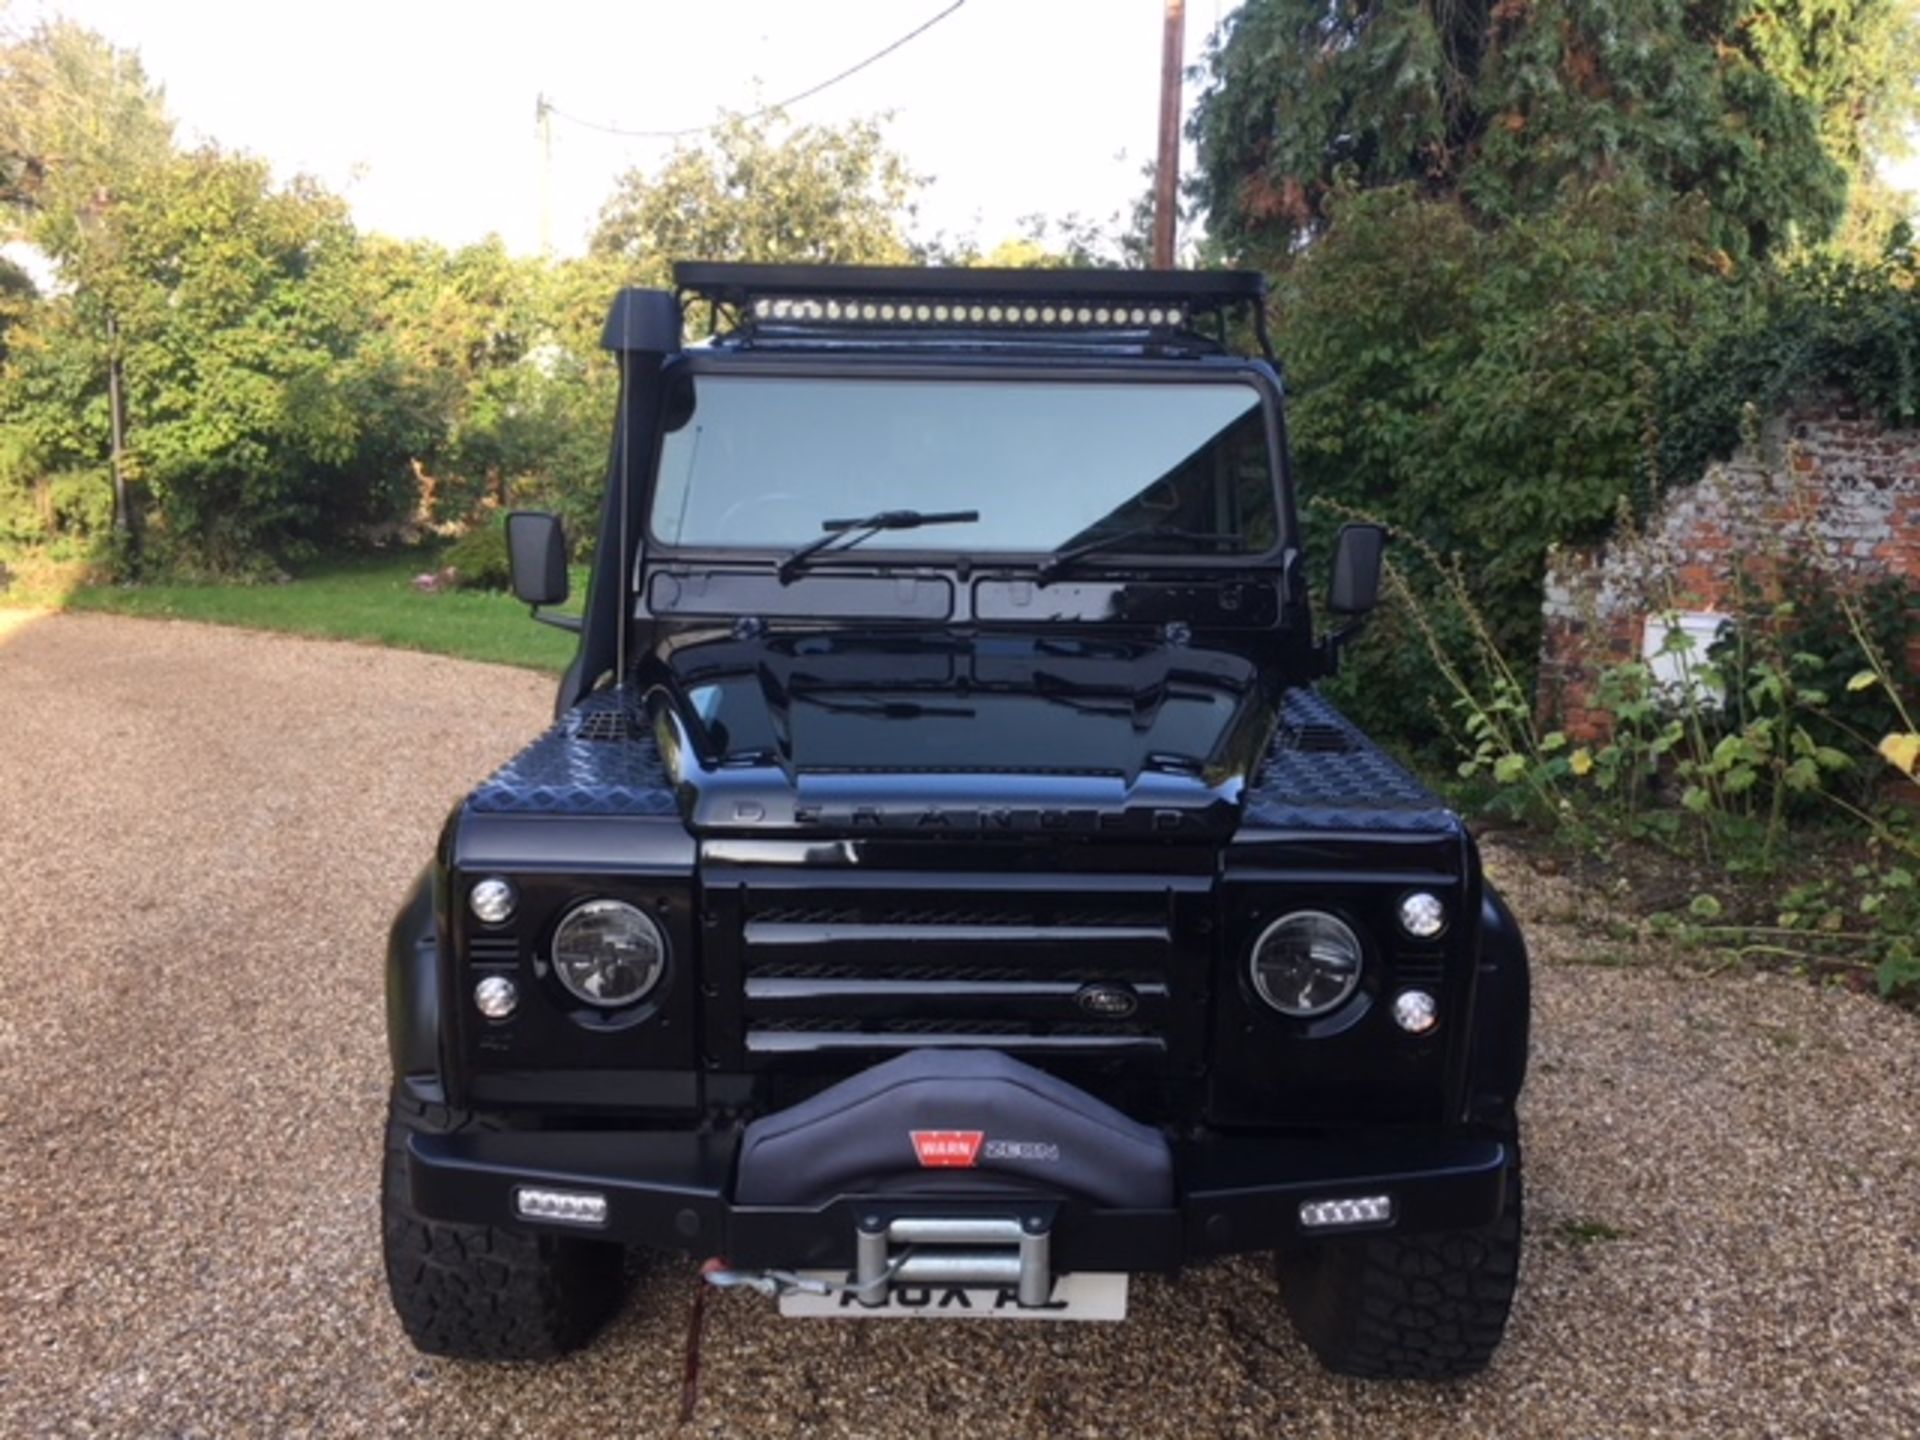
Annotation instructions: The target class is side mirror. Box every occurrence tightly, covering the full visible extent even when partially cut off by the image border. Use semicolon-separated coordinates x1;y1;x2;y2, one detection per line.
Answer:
1328;523;1387;616
506;510;569;608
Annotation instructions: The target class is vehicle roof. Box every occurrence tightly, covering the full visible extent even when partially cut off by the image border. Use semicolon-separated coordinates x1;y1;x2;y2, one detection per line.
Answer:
674;261;1265;308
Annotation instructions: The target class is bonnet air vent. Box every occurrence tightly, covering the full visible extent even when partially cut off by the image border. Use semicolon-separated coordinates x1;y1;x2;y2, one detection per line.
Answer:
1280;722;1355;755
573;709;634;743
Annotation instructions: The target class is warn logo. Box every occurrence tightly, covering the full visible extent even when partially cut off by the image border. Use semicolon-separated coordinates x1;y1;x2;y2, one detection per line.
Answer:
910;1130;984;1167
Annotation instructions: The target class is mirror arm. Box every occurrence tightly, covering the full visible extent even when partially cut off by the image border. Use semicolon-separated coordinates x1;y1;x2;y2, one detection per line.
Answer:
1318;616;1370;676
530;605;583;633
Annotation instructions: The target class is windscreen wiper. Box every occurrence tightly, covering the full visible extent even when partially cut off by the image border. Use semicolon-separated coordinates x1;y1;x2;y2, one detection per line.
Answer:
1036;525;1243;582
776;508;980;583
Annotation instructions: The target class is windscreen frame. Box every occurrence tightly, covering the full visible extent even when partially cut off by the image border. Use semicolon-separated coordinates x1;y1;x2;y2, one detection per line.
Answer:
635;351;1297;580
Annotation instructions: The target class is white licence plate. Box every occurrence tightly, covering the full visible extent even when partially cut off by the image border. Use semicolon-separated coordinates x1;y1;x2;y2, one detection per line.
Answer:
777;1271;1128;1321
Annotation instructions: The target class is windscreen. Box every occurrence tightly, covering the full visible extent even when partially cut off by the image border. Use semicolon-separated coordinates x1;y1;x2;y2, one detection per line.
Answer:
650;376;1279;556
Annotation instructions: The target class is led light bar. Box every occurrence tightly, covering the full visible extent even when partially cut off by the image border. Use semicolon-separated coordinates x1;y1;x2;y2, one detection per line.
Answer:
750;296;1190;329
515;1186;609;1227
1298;1194;1394;1230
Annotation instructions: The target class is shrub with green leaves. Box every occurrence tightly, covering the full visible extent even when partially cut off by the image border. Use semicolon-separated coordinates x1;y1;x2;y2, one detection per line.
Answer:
442;521;511;591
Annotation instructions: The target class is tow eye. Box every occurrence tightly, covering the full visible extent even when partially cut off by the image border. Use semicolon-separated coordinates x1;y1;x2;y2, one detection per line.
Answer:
698;1254;907;1302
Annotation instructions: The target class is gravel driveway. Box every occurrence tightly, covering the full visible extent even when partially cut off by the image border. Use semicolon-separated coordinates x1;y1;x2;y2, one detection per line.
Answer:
3;611;1918;1438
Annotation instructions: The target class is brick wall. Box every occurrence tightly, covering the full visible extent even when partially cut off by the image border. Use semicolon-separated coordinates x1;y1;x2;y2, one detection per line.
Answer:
1538;397;1920;741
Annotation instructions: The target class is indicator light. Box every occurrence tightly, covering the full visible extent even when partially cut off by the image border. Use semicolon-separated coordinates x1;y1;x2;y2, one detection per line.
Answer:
473;975;519;1020
515;1187;608;1227
1392;989;1440;1035
1299;1195;1394;1229
469;877;516;926
1399;891;1447;938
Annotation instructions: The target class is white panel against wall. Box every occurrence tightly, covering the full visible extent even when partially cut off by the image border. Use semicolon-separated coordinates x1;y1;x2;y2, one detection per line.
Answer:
1641;611;1731;707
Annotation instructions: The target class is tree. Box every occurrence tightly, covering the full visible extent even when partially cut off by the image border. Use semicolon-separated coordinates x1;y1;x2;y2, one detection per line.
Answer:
1191;0;1919;264
0;142;445;571
0;18;172;222
1185;0;1920;748
917;209;1151;269
0;254;33;360
344;235;633;547
1272;181;1753;739
94;149;415;565
591;111;922;279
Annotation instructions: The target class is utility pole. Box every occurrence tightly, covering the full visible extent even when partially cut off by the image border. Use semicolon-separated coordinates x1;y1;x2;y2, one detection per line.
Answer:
1153;0;1185;269
536;93;554;259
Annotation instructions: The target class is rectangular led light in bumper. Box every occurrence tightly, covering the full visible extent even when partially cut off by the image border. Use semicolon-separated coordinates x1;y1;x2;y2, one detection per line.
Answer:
1298;1195;1394;1230
515;1186;608;1227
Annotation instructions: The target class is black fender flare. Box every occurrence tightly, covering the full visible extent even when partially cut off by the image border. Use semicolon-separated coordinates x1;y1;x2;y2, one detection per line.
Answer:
386;867;444;1088
1469;880;1531;1122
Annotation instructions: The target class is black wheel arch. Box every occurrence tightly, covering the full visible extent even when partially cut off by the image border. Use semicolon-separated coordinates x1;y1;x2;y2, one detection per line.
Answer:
386;865;444;1090
1467;880;1531;1123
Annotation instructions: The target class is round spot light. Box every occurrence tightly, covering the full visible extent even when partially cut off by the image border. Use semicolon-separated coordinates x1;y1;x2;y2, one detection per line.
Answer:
469;877;516;926
1392;989;1439;1035
474;975;519;1020
1398;891;1447;939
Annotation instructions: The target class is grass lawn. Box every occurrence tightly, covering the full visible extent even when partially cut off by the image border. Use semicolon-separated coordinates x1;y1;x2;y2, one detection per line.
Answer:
4;551;584;670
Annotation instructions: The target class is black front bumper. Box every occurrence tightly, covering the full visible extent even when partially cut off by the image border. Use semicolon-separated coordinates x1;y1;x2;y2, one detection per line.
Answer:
406;1126;1512;1272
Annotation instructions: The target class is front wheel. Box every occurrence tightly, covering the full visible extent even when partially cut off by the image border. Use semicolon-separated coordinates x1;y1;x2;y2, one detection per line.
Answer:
381;1085;625;1360
1277;1139;1523;1380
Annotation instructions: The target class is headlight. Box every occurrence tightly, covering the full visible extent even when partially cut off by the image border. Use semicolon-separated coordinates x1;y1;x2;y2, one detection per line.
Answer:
550;899;667;1008
1250;911;1363;1017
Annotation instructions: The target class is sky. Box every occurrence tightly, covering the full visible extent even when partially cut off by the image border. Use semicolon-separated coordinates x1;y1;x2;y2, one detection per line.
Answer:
13;0;1244;257
9;0;1918;267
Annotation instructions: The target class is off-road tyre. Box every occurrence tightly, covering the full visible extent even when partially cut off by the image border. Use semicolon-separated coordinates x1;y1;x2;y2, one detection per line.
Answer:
1277;1141;1522;1380
382;1085;625;1359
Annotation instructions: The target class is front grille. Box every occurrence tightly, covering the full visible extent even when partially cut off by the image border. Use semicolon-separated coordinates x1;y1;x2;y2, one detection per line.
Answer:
702;860;1209;1073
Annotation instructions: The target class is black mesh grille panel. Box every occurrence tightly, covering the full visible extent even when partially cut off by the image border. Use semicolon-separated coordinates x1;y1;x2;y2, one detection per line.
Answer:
725;871;1190;1066
748;898;1165;929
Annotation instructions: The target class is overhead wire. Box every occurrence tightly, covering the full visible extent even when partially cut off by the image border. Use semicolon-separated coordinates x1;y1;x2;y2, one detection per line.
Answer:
541;0;968;141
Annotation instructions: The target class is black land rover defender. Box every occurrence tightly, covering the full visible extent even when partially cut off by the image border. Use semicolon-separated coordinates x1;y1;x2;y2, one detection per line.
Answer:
381;264;1529;1378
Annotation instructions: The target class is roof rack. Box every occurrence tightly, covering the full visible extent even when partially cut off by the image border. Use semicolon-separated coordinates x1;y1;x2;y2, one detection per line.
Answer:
672;262;1275;361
